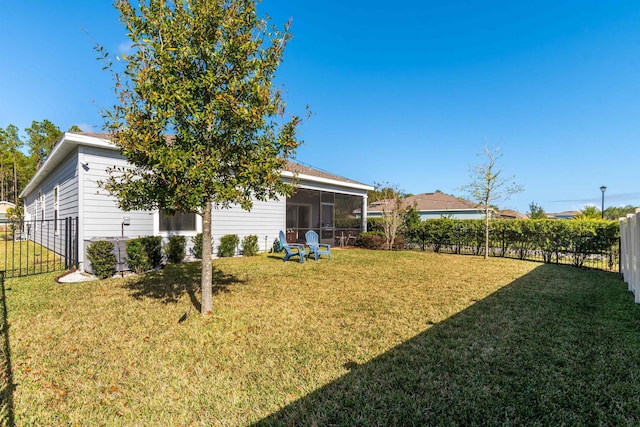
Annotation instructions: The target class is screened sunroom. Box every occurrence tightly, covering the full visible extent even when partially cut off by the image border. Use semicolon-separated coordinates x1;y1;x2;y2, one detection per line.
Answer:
285;188;366;246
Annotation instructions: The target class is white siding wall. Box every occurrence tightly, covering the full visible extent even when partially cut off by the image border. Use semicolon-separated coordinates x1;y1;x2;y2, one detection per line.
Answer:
80;146;155;264
22;151;79;254
211;198;286;255
24;151;79;219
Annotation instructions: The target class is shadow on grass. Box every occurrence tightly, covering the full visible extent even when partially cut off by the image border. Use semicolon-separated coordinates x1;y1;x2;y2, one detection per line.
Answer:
254;264;640;426
0;271;15;426
123;262;247;311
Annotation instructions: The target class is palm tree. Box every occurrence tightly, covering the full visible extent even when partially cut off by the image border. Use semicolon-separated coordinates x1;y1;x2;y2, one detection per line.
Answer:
576;205;601;220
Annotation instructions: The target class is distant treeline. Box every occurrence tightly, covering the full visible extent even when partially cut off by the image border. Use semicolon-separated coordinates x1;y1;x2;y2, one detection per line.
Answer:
0;121;82;205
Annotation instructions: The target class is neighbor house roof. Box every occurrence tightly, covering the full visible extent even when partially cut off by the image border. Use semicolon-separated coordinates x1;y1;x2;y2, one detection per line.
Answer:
496;209;528;219
21;132;372;198
368;192;482;213
0;201;16;214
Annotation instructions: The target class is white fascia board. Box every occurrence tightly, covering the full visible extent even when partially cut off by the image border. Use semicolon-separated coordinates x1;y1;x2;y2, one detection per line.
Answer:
369;208;485;213
281;170;374;193
20;133;118;198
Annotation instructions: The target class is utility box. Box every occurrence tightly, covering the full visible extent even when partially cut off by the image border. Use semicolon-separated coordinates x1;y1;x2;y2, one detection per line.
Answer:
84;237;130;275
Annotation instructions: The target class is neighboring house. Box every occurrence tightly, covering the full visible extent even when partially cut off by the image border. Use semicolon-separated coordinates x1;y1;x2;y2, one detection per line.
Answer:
0;201;16;229
546;211;580;220
496;209;528;219
366;192;489;220
20;132;373;271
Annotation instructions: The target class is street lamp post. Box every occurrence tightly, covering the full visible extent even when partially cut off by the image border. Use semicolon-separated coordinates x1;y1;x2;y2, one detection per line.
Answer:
600;185;607;219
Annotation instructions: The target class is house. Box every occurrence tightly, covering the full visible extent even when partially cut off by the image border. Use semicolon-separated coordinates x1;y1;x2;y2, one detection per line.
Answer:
20;132;373;271
0;201;16;230
367;192;489;220
496;209;528;219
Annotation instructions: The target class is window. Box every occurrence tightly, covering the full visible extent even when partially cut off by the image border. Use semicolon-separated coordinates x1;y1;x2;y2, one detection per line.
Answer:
159;210;196;232
40;192;45;222
35;191;44;230
54;186;59;234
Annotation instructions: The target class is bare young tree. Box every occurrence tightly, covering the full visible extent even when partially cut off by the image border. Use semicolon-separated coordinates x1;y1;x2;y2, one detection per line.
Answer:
461;146;523;259
373;182;407;250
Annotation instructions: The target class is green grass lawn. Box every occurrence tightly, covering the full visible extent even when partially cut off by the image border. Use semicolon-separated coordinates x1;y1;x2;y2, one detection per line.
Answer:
3;249;640;425
0;237;63;277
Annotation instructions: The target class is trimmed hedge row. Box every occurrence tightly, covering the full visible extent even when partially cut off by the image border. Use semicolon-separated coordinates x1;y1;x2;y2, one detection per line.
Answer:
405;218;619;268
191;233;260;259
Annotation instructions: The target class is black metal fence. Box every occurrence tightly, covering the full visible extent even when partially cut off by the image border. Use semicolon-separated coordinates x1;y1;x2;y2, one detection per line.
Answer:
413;230;619;272
0;270;15;426
1;217;78;278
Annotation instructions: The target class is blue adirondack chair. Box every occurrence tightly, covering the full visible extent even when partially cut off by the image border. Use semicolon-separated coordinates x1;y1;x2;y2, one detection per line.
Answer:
305;230;332;261
279;231;305;263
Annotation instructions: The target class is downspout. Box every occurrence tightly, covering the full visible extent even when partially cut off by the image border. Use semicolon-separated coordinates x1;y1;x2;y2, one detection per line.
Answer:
361;194;368;232
77;147;85;269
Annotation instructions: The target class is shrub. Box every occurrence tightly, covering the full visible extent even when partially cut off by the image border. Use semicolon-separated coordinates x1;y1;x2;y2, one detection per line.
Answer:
139;236;162;267
242;235;259;256
393;236;406;250
126;239;150;274
367;218;384;233
218;234;239;257
167;235;186;263
86;240;116;279
191;233;214;259
126;236;163;273
355;231;386;250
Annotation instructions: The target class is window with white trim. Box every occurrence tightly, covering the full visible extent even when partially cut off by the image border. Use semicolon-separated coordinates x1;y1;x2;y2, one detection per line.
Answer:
40;192;45;223
54;186;59;234
159;210;197;232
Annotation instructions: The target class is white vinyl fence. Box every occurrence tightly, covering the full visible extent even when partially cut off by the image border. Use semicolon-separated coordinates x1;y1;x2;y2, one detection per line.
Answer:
619;209;640;303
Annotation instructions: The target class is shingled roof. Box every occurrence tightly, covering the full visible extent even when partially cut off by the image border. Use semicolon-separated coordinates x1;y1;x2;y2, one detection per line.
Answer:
369;192;481;213
71;132;366;186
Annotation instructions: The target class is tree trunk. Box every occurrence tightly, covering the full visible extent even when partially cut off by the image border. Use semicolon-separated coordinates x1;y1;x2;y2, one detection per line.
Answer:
201;201;213;315
484;203;490;259
1;161;4;201
13;159;17;205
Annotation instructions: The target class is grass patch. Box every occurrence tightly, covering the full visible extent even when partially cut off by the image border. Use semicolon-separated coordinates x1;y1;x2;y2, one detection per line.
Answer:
0;239;63;277
4;250;640;425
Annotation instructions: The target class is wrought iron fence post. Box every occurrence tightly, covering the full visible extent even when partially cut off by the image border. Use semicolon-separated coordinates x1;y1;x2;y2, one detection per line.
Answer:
0;269;15;425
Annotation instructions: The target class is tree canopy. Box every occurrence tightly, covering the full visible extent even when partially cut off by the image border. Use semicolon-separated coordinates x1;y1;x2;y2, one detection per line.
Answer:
0;120;78;205
25;120;63;171
528;201;546;219
98;0;302;315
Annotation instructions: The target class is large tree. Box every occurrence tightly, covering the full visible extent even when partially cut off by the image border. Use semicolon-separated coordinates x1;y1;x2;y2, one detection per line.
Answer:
461;146;523;259
576;205;601;219
2;125;23;204
25;119;63;171
99;0;302;315
528;201;546;219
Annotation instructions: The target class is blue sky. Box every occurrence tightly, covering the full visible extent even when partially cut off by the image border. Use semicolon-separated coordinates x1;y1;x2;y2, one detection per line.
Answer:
2;1;640;214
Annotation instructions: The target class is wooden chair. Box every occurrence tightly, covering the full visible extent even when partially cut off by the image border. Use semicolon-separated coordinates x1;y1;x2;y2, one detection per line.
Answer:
279;231;305;263
305;230;332;261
